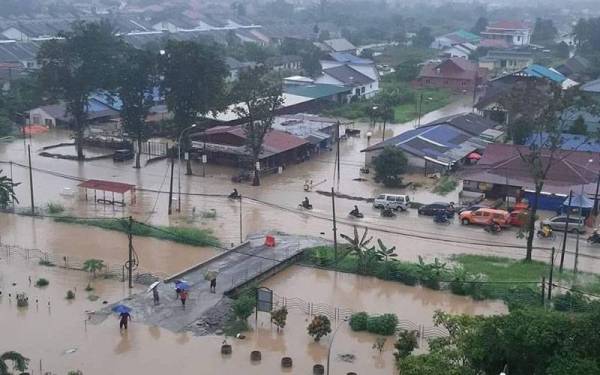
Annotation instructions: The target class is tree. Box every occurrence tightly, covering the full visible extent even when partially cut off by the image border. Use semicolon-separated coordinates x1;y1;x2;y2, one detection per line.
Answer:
270;306;288;330
0;351;29;375
38;21;119;160
115;46;158;168
532;18;558;45
301;48;322;78
83;259;105;284
340;227;380;274
393;57;421;82
554;41;570;59
307;314;331;342
160;40;228;175
394;330;418;361
0;170;18;208
373;146;408;187
231;66;284;186
569;115;587;135
412;27;434;48
471;17;488;35
498;81;595;261
232;293;255;321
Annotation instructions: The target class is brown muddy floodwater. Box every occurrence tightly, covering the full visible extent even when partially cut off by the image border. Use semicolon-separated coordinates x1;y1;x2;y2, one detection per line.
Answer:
1;256;506;375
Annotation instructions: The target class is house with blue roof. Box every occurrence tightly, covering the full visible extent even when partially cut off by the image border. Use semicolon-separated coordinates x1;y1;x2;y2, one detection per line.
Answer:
361;113;501;173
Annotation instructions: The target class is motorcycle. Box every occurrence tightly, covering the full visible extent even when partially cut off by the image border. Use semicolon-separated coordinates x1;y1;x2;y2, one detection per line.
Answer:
433;212;451;224
484;222;502;234
381;208;396;218
587;232;600;244
349;211;364;219
537;226;555;239
299;202;313;210
228;191;240;200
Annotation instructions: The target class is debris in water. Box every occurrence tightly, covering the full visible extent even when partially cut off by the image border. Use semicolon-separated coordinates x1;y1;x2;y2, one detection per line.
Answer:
64;348;77;354
338;353;356;363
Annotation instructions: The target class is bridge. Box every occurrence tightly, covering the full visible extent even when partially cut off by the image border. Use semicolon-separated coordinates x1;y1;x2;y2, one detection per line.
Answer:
93;233;328;334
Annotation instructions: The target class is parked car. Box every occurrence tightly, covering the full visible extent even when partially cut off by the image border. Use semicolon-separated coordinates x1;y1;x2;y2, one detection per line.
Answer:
418;202;454;216
113;149;134;162
373;194;410;211
459;208;510;226
458;203;488;214
540;215;586;233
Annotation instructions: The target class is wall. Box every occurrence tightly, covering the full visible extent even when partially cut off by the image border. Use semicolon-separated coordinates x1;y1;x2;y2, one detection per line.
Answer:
416;76;475;92
28;108;55;127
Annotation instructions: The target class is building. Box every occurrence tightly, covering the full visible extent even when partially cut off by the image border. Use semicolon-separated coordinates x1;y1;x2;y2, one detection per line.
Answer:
0;41;40;69
414;57;486;92
191;126;310;169
431;30;481;49
265;55;302;72
315;64;378;99
319;38;357;54
461;143;600;211
272;114;338;150
481;20;532;46
441;43;477;59
478;50;534;76
361;113;501;173
27;101;119;128
556;55;592;82
283;81;352;104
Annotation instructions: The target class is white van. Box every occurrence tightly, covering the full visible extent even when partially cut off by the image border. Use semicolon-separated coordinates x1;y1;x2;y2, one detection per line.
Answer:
373;194;410;211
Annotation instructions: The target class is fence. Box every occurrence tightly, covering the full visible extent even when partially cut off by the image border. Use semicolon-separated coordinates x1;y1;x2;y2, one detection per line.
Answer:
134;141;169;157
0;243;169;282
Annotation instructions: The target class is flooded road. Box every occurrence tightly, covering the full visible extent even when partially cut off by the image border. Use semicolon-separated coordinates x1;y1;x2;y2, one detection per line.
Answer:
1;97;599;280
1;253;505;375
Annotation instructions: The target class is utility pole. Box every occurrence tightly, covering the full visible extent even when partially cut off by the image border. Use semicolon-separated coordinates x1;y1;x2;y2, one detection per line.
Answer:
593;173;600;216
128;216;133;289
417;93;424;127
168;156;174;215
27;145;34;215
9;161;15;205
335;122;341;191
331;187;338;265
239;195;243;244
541;276;546;306
559;190;573;273
548;246;556;300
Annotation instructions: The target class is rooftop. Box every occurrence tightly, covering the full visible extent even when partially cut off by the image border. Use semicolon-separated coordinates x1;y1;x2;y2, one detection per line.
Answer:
284;83;351;99
323;38;356;52
323;65;373;86
486;20;531;31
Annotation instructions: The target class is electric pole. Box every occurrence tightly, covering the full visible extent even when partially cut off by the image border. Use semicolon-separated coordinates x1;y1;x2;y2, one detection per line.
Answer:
559;190;573;272
128;216;134;289
28;145;34;215
168;156;174;215
331;187;338;265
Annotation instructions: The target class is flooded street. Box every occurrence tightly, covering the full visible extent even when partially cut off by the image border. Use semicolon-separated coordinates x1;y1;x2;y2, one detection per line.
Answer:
1;255;505;375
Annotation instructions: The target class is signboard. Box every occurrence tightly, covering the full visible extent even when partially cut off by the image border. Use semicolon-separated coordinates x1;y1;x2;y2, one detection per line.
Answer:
256;287;273;312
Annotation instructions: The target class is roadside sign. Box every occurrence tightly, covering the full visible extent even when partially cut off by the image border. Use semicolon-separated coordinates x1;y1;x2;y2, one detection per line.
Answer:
256;287;273;312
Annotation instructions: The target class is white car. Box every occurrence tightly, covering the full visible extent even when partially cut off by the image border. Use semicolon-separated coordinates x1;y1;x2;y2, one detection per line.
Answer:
373;194;409;211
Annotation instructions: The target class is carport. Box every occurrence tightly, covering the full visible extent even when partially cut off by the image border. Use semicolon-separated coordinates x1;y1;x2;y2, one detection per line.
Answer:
78;179;136;207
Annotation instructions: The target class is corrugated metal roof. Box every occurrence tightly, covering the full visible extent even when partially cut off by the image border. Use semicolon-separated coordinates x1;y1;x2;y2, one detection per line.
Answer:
284;83;351;99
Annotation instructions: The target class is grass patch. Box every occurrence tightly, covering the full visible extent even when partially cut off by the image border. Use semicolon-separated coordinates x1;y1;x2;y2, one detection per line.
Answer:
223;318;250;337
53;217;219;247
47;202;65;215
392;89;453;124
432;175;458;195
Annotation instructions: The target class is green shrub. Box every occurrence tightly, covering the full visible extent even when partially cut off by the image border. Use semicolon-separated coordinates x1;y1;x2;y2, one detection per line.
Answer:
394;330;418;360
47;202;65;214
432;175;458;195
223;318;249;336
366;314;398;336
553;292;591;312
349;312;369;331
35;278;49;287
38;259;55;267
66;290;75;300
232;294;255;321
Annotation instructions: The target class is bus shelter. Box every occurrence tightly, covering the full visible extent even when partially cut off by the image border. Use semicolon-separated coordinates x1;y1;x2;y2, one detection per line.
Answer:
78;179;136;207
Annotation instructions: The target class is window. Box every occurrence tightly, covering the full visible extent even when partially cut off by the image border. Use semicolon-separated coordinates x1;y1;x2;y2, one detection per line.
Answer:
44;119;53;127
361;87;365;94
370;84;372;88
377;195;385;200
568;218;583;224
26;61;34;68
32;115;41;124
462;81;466;86
552;218;566;223
474;211;483;217
386;196;395;201
355;88;360;95
425;79;431;84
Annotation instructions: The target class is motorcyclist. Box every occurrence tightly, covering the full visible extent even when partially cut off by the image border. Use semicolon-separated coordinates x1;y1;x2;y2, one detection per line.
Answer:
350;205;361;217
382;206;395;217
302;197;311;209
228;189;239;199
589;230;600;243
542;225;552;238
486;218;501;232
434;210;448;223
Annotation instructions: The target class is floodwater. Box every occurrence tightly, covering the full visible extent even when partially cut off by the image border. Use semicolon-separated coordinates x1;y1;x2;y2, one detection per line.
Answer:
1;97;599;275
0;255;505;375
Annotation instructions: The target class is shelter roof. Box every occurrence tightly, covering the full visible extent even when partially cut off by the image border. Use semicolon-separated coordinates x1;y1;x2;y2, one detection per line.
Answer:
78;179;135;194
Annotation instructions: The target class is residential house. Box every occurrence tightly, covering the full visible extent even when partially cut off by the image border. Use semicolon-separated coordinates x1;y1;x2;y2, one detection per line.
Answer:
315;64;378;99
581;79;600;95
0;41;40;69
441;43;477;59
320;38;357;55
556;55;593;82
265;55;302;72
283;81;351;104
414;57;487;92
478;38;511;49
480;20;532;46
478;50;534;76
431;30;481;49
361;113;501;173
461;143;600;211
27;100;119;128
272;114;338;150
191;125;310;169
322;52;379;83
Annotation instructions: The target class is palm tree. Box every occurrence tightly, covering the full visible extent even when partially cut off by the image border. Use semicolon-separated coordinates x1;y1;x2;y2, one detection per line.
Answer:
0;170;18;208
83;259;105;287
0;351;29;375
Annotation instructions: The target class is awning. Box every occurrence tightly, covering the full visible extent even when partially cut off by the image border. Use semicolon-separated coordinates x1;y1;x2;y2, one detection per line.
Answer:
563;193;594;209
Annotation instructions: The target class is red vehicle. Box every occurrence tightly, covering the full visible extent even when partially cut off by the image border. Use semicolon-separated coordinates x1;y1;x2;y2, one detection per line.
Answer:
509;210;528;227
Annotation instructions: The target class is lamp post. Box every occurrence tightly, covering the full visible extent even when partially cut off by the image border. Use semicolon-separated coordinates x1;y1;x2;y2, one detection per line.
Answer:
326;317;348;375
177;123;197;212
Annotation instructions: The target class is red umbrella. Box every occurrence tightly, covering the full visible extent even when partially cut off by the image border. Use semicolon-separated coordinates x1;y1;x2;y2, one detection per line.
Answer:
467;152;481;160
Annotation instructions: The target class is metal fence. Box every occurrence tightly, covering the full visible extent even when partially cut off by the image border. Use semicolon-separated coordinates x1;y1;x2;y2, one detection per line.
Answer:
134;141;168;157
0;243;168;281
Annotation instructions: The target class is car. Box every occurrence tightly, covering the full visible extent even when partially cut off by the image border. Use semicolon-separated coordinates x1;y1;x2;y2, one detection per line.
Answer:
458;204;488;214
113;149;134;162
509;210;528;227
540;215;586;234
459;208;510;226
373;194;409;211
417;202;454;216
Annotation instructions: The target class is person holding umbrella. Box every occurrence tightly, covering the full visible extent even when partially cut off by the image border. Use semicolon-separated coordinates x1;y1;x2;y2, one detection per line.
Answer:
112;304;132;330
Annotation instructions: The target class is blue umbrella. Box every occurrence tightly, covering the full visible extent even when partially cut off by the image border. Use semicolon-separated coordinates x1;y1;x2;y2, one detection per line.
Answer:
175;280;189;290
112;304;131;314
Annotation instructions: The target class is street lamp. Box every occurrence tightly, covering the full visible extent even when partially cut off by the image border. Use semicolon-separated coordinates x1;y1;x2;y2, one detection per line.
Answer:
177;123;197;212
326;316;349;375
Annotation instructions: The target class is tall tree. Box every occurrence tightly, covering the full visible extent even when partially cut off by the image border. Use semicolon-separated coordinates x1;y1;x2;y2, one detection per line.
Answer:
532;18;558;44
231;66;284;186
115;46;158;169
471;17;488;35
38;21;119;160
160;40;228;175
412;27;434;48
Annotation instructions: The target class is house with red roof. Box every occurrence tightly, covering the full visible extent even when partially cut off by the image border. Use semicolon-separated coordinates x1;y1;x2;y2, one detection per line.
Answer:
414;57;487;92
191;125;310;170
481;20;532;46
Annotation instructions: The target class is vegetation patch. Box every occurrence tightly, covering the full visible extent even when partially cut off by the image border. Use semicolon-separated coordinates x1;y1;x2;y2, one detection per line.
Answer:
432;175;458;195
35;278;49;287
46;202;65;215
53;217;219;247
350;312;398;336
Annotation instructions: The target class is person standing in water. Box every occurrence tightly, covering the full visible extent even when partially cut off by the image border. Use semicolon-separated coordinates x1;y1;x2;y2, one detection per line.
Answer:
179;290;188;308
152;288;160;305
210;277;217;293
119;311;131;330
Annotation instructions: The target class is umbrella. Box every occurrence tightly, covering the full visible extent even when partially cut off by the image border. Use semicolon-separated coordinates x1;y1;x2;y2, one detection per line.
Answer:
146;281;160;293
175;280;189;290
112;304;131;314
204;270;219;281
467;152;481;160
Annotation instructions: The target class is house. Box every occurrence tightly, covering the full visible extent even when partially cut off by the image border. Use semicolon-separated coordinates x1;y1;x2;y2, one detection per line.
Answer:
0;62;24;90
265;55;302;72
478;38;511;49
478;50;534;76
283;82;352;104
441;43;477;59
315;64;378;99
27;101;119;128
581;79;600;95
272;113;338;150
480;20;532;46
190;125;310;169
461;143;600;211
414;57;487;92
225;57;256;81
361;113;501;173
431;30;481;49
0;41;40;69
556;55;593;82
320;38;357;54
518;64;577;89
